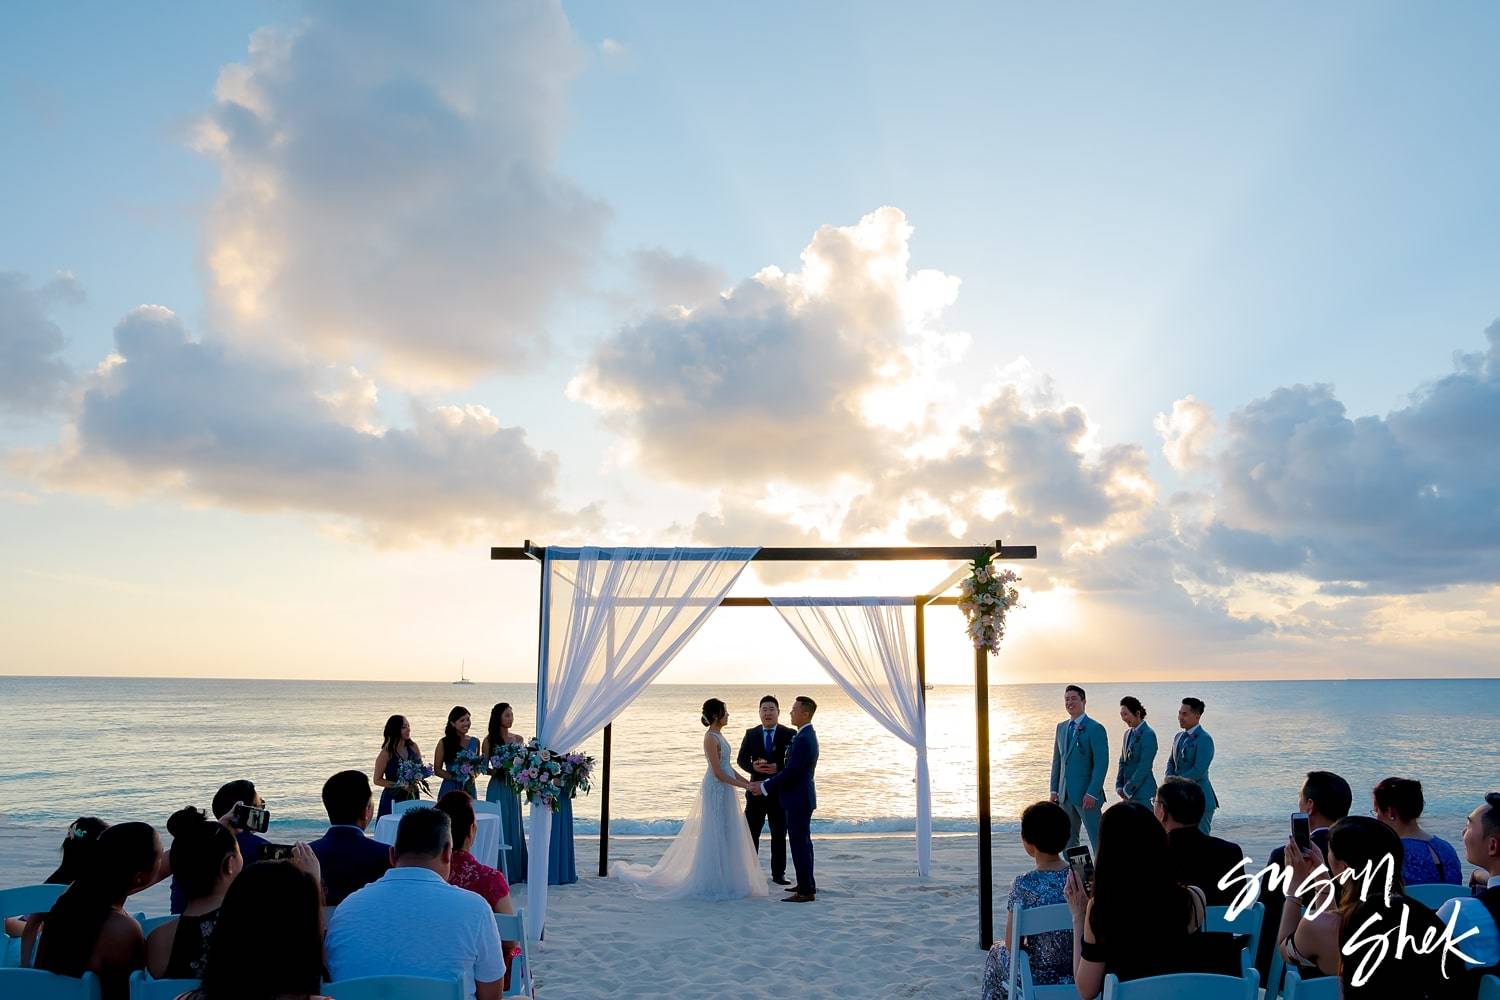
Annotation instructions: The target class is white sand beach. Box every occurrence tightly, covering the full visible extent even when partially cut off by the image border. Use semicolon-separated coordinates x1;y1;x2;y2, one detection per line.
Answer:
0;817;1372;999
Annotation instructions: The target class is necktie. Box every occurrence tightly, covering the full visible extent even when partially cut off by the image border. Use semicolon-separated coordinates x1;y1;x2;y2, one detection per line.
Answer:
764;729;774;756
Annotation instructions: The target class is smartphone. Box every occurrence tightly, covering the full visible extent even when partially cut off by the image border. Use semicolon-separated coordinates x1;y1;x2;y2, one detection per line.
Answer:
1065;845;1094;897
1291;812;1311;851
232;803;270;833
261;843;295;861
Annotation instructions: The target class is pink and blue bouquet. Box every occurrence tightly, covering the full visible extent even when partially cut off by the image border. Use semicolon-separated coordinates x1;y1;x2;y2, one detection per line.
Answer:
449;746;486;788
395;758;434;799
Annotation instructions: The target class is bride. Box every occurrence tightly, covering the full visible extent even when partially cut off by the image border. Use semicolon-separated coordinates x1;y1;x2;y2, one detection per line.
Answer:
610;698;769;900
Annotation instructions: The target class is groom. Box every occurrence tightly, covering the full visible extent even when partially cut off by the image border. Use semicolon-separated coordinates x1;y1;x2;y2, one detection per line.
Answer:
752;695;819;903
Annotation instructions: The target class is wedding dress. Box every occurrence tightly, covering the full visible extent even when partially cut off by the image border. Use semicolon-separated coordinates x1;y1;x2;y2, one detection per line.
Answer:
610;730;768;900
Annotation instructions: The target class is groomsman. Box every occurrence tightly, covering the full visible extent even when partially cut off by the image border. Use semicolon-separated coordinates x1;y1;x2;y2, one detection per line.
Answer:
1165;697;1219;833
1049;684;1109;852
1115;696;1158;807
736;694;796;885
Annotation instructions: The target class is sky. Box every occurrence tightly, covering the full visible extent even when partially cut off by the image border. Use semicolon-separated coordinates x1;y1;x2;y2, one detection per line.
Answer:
2;1;1499;685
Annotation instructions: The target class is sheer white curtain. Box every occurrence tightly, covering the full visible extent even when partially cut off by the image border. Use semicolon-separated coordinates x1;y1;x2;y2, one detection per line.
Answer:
770;597;933;875
525;546;758;937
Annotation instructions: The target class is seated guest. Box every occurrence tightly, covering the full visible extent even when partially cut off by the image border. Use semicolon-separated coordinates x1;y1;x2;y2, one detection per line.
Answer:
10;816;109;965
147;807;241;980
1373;776;1463;885
180;847;328;1000
1155;777;1244;905
171;780;271;914
435;791;519;990
327;807;505;1000
310;769;391;905
1281;816;1450;997
1255;770;1351;979
30;822;163;1000
1435;792;1500;982
1066;801;1208;997
982;801;1074;999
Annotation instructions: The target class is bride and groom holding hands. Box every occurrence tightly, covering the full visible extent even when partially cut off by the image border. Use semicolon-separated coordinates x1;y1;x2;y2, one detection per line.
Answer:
612;694;821;903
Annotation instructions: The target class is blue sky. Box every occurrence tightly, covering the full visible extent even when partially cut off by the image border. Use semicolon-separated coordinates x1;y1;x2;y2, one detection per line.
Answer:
3;2;1498;682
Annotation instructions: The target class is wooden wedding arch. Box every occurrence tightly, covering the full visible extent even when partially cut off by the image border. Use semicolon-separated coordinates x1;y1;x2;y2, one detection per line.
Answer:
491;540;1038;949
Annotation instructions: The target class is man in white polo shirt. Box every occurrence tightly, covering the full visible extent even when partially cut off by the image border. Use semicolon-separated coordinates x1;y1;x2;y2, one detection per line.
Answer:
327;807;504;1000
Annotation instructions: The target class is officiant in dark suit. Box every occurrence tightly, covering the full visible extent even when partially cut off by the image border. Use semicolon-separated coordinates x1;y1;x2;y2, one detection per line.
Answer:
737;694;797;886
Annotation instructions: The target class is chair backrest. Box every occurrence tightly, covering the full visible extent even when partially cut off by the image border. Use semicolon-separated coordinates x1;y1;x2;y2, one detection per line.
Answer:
1406;882;1468;907
495;910;535;998
0;968;103;999
1477;974;1500;1000
1205;902;1263;974
324;974;464;999
128;970;200;1000
0;884;68;920
1007;902;1074;1000
137;915;176;938
1264;940;1287;1000
472;800;504;818
390;799;426;815
1281;968;1340;1000
1102;969;1258;1000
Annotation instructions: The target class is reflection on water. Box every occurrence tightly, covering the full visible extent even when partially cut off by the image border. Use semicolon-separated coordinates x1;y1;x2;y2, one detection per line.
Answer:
0;677;1492;837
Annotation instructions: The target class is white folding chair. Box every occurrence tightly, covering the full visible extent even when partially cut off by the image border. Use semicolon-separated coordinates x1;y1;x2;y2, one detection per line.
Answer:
1406;883;1468;907
1004;902;1076;1000
0;968;103;999
390;799;427;815
1206;902;1263;975
1102;969;1258;999
323;974;464;999
1;884;67;968
128;970;200;1000
1477;974;1500;1000
495;909;536;999
1280;968;1339;999
471;800;511;876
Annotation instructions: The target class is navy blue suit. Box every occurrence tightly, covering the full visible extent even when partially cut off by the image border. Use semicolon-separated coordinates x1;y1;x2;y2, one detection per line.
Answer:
310;825;392;905
762;724;818;894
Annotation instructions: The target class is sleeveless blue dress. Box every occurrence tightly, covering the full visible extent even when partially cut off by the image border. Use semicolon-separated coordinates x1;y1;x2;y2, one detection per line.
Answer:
549;794;577;885
378;744;422;817
438;736;480;798
484;742;529;884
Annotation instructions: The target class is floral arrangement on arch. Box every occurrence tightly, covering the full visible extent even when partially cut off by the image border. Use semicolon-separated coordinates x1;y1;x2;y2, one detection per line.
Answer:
492;740;596;811
958;556;1021;654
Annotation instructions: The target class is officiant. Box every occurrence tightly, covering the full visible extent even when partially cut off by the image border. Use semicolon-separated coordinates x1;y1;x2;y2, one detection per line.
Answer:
737;694;797;885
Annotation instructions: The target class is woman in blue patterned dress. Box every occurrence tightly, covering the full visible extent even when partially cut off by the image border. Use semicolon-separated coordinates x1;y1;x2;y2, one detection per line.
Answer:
482;702;530;883
373;715;424;817
982;801;1075;999
1372;777;1463;885
434;706;479;798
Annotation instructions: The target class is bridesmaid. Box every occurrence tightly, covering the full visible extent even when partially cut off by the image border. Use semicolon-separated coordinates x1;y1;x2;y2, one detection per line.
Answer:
434;705;479;798
373;715;424;817
481;703;529;884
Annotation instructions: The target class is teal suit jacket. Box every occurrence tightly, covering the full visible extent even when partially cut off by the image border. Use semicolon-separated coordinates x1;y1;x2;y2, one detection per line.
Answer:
1050;715;1108;805
1165;726;1219;808
1115;721;1158;804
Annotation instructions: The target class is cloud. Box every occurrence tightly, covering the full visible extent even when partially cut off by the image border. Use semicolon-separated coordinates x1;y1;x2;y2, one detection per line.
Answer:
1155;394;1215;471
20;305;583;545
599;38;627;61
629;248;726;312
195;2;607;386
570;207;963;485
0;271;82;416
1211;320;1500;591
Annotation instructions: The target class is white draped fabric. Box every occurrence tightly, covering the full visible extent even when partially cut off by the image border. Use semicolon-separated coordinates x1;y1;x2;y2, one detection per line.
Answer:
525;546;758;938
769;597;933;875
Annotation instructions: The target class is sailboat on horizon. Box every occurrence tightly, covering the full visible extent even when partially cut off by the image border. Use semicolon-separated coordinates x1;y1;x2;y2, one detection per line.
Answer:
453;659;474;686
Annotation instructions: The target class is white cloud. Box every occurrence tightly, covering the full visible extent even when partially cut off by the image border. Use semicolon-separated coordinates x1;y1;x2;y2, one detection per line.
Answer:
196;2;607;387
0;270;82;416
1155;394;1216;471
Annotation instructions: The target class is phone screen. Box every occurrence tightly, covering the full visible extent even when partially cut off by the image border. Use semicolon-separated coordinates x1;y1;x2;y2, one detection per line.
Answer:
261;843;295;861
1291;812;1311;851
233;803;270;833
1065;845;1094;896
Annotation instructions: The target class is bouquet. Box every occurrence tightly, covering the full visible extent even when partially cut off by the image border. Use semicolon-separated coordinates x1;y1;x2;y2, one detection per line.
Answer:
957;556;1021;655
487;741;525;786
506;740;597;811
394;757;434;800
449;745;487;788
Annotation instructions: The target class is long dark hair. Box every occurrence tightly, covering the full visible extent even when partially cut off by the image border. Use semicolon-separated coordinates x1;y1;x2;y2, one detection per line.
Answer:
1088;802;1194;946
483;703;513;757
1329;816;1407;924
442;705;470;762
35;822;160;977
198;861;324;998
436;790;478;852
46;817;109;885
166;807;239;902
382;714;413;757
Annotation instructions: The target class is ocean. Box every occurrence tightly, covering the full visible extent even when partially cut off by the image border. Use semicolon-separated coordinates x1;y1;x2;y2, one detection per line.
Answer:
0;676;1491;841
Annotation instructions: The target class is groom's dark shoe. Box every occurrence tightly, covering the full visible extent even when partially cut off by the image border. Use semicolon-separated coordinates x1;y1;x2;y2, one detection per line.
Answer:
783;884;805;892
782;892;816;903
772;876;792;886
